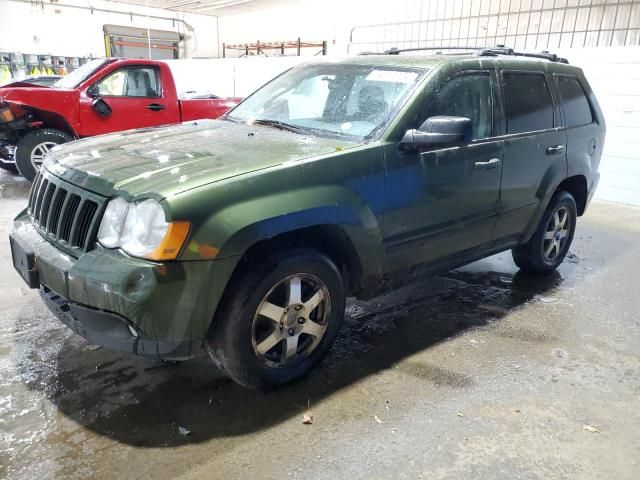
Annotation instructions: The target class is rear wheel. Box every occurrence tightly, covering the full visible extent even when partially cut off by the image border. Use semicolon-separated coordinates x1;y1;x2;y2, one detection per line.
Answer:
512;191;577;274
15;128;71;181
207;248;345;389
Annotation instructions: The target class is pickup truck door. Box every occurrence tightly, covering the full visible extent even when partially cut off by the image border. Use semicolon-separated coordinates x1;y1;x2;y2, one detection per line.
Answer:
78;65;181;136
382;70;502;268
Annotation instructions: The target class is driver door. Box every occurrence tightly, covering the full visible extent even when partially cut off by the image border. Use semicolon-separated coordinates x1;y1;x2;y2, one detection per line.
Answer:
79;66;180;136
383;70;503;266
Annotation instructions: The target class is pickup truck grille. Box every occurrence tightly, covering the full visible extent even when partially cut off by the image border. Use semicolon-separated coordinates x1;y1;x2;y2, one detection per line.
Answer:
28;170;106;256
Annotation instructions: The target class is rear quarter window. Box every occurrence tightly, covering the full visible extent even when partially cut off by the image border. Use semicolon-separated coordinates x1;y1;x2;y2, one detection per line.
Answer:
557;75;594;127
503;72;554;134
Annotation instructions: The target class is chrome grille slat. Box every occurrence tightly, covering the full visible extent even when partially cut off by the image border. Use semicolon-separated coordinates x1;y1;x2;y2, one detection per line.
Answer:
33;178;49;224
28;173;43;212
48;189;67;237
40;182;57;230
28;171;105;257
74;201;98;249
60;195;80;243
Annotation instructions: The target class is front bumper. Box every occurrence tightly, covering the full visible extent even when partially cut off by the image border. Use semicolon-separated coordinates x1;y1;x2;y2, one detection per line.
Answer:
40;288;201;359
10;210;240;359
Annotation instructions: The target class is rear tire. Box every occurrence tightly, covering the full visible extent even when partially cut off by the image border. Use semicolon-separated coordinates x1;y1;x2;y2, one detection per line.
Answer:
206;248;346;389
512;191;577;275
15;128;71;181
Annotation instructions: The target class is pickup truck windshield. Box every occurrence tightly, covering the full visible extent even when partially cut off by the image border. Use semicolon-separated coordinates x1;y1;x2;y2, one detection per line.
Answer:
229;63;425;140
53;58;108;89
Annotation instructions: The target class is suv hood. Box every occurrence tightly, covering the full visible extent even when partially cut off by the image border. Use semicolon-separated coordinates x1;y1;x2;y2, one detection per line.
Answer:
46;119;357;198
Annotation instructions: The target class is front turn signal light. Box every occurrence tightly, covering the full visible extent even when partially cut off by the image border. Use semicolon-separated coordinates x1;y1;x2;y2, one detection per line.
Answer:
145;221;191;261
0;106;15;123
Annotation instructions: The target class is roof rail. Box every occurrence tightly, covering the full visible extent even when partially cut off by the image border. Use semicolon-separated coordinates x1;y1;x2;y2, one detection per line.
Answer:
357;44;569;63
357;46;481;55
479;46;569;64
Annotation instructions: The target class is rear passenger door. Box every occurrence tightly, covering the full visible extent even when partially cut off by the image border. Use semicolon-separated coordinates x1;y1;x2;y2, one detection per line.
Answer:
554;74;601;183
494;69;567;240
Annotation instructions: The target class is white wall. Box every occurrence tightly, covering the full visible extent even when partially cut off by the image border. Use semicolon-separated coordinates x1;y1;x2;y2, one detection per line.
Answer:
0;0;219;59
561;47;640;206
218;0;404;56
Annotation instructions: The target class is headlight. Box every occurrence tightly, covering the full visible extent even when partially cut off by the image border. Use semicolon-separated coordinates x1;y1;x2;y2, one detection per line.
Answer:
97;197;129;248
97;198;190;260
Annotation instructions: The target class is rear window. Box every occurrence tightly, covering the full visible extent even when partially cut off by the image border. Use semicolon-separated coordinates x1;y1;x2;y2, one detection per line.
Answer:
557;76;594;127
503;72;554;134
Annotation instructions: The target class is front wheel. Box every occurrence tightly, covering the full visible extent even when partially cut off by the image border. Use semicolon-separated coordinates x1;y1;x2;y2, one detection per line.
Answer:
512;191;577;275
207;249;346;389
15;128;72;181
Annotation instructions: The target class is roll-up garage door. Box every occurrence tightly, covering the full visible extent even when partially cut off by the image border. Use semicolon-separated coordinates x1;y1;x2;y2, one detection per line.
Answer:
104;24;181;60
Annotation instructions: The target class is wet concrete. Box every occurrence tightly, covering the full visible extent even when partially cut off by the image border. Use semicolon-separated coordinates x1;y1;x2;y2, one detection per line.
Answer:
0;168;639;479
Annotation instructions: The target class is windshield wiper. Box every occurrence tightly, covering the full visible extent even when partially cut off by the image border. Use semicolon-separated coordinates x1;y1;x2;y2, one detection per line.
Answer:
252;119;311;135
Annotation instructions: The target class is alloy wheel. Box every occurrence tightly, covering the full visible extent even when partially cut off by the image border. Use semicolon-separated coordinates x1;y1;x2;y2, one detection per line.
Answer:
252;273;331;368
543;205;571;262
30;141;57;170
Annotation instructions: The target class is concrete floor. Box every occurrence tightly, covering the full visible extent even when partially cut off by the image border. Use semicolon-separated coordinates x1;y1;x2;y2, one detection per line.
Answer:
0;168;639;480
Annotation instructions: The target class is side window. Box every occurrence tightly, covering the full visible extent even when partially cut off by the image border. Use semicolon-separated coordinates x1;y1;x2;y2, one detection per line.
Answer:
503;72;554;134
423;73;493;140
557;76;594;127
94;67;160;98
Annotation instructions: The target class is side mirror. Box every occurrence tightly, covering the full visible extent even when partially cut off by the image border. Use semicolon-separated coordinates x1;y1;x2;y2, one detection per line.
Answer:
92;97;112;117
400;116;472;150
87;84;99;98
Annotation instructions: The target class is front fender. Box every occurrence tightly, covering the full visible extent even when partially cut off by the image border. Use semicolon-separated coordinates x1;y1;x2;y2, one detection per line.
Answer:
182;184;384;278
1;88;79;136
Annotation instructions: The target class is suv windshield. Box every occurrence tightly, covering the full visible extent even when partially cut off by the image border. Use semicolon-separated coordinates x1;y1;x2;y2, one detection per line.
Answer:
228;63;425;140
53;58;107;89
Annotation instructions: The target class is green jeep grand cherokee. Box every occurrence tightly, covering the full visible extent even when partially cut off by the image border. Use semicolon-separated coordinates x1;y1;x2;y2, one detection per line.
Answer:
10;48;604;389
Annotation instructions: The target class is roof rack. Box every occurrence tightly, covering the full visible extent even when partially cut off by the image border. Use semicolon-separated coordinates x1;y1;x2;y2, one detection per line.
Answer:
358;44;568;63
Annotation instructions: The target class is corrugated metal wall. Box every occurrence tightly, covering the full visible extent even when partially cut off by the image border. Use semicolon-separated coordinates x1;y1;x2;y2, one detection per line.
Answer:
348;0;640;53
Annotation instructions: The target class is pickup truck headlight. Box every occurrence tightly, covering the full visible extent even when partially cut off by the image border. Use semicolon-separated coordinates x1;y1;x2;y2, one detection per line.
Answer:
97;198;190;261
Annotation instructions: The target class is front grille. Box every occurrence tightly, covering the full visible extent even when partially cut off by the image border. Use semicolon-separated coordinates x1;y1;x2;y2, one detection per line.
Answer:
28;170;106;256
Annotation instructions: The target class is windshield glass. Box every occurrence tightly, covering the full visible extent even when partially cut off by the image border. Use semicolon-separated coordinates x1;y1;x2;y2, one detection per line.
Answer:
53;58;107;89
228;63;425;140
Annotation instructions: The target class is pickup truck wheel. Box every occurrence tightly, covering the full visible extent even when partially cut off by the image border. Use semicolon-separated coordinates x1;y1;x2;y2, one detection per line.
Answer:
15;129;72;182
512;191;577;275
207;249;346;389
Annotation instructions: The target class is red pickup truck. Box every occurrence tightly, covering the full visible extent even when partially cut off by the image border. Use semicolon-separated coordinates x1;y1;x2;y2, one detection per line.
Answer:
0;58;241;180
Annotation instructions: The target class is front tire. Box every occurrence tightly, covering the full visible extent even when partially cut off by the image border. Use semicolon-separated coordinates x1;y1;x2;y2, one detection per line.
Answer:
15;128;72;181
512;191;577;275
207;248;346;389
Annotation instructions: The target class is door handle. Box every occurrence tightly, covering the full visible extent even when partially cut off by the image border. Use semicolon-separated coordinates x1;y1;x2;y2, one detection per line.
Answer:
146;103;166;111
474;158;501;170
546;145;565;155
